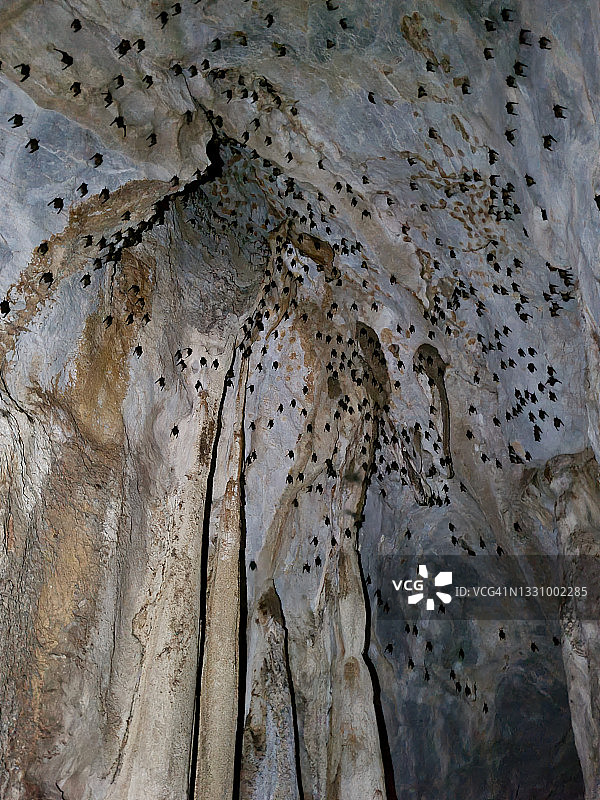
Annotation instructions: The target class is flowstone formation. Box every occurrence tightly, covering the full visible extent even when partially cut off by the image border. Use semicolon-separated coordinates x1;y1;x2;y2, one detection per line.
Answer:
0;1;598;798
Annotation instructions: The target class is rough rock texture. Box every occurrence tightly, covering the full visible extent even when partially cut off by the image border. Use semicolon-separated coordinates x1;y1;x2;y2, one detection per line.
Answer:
0;1;599;798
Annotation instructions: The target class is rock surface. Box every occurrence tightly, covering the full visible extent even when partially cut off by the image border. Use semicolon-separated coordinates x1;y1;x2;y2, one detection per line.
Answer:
0;1;598;798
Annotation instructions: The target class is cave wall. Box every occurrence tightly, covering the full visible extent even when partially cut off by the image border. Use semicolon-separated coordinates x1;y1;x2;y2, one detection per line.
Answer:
0;1;599;799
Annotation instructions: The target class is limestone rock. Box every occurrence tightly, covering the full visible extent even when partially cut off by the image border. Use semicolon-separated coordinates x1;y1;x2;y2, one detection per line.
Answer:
0;2;598;799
